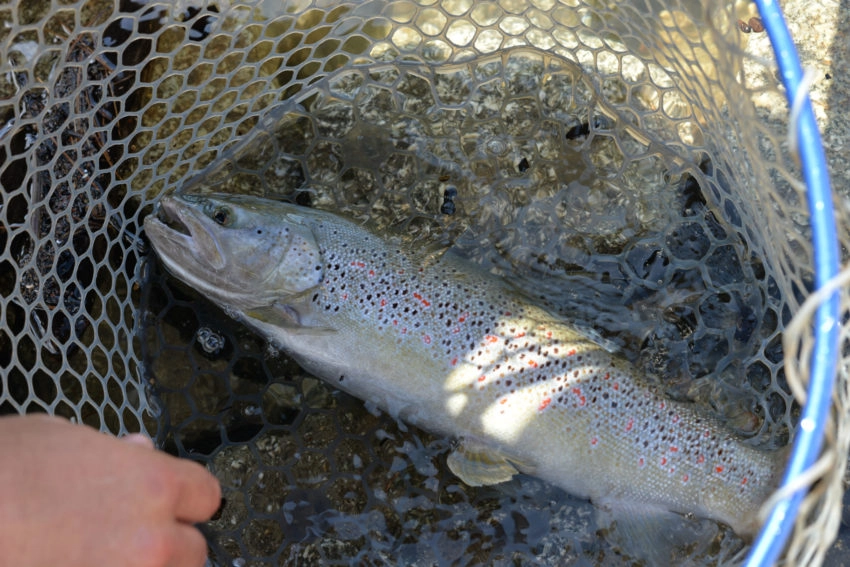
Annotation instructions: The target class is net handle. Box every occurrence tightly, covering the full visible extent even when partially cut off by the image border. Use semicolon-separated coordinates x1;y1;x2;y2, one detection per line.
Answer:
744;1;841;566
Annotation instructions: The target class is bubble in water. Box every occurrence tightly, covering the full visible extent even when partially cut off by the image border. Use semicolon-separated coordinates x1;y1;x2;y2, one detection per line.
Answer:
196;326;226;355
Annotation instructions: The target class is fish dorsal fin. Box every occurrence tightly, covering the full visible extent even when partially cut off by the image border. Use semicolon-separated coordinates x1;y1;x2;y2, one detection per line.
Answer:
398;238;451;271
446;438;533;487
418;241;451;267
384;229;454;269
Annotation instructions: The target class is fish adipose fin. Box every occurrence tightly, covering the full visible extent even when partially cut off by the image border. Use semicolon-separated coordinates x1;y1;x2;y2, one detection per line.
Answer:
596;501;721;567
446;438;532;486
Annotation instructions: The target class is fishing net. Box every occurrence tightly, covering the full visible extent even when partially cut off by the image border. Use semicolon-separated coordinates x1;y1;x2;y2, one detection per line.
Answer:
1;0;847;564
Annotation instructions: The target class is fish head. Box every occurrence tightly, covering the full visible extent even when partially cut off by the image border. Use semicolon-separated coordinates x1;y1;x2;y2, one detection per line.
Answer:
143;192;323;310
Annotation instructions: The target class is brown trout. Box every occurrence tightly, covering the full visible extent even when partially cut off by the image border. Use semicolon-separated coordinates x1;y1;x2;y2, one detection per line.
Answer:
144;192;784;538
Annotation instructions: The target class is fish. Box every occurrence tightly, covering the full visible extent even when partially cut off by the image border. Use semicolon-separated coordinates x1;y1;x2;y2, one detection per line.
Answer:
143;192;784;542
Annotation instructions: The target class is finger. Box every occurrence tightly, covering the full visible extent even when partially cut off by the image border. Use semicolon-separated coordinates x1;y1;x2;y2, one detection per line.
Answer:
169;459;222;523
121;433;155;449
131;524;210;567
165;523;210;567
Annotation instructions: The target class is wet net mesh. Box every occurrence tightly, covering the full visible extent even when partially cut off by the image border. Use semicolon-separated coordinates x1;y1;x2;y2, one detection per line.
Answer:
1;0;848;564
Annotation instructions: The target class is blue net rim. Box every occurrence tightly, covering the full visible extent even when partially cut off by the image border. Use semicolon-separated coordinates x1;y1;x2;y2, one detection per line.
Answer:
744;1;841;566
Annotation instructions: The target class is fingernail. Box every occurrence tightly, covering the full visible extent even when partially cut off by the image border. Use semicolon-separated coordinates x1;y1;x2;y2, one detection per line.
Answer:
121;433;154;448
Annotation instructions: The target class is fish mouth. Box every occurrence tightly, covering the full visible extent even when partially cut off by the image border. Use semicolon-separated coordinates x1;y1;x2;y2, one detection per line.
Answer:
144;194;227;271
156;195;192;236
144;195;194;251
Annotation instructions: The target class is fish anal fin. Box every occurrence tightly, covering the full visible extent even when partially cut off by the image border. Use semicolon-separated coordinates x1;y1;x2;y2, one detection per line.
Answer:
446;438;532;487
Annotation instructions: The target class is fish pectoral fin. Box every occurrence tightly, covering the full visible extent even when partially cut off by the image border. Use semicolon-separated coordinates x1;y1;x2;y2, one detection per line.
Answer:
595;500;720;567
245;302;336;335
446;438;531;487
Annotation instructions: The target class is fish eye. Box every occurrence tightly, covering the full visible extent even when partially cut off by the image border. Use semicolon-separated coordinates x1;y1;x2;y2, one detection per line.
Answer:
212;206;232;226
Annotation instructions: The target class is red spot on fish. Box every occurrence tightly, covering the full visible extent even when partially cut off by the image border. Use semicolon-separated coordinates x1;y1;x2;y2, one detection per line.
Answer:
401;327;407;334
538;397;551;411
368;269;375;277
500;398;507;405
715;465;724;474
504;311;512;316
515;331;526;338
392;319;398;326
458;313;468;323
613;383;619;391
413;292;431;307
451;357;458;366
659;401;666;410
625;418;634;432
661;457;667;466
683;474;689;483
638;457;645;467
528;360;538;368
341;293;348;300
590;437;598;446
741;477;748;486
571;387;586;406
697;455;705;464
704;430;711;438
546;330;553;339
423;334;431;345
485;335;498;343
603;372;610;380
452;327;460;334
567;348;577;356
355;261;366;268
672;414;680;424
478;376;486;382
670;446;678;453
380;299;387;307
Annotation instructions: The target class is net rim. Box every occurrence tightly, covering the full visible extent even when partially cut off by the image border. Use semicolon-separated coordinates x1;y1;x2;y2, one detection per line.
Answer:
744;1;841;565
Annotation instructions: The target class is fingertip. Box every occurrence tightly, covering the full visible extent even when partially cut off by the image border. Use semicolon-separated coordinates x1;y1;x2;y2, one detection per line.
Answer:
121;433;155;449
133;524;209;567
170;523;210;567
203;470;223;519
201;470;222;517
173;461;222;523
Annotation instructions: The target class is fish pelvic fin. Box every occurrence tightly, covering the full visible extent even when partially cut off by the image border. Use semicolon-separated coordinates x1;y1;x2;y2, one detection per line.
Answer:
446;438;533;487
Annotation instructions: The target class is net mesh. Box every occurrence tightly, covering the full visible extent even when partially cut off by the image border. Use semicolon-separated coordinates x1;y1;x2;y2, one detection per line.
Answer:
1;0;847;564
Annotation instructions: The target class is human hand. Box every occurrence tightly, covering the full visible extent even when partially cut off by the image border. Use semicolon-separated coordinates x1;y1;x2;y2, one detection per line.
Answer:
0;414;221;567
